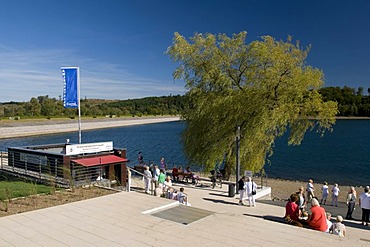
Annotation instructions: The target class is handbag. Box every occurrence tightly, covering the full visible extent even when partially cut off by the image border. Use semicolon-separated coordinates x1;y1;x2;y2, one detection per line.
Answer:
252;182;256;195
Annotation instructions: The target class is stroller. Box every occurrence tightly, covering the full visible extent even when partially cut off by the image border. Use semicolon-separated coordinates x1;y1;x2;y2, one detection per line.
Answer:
209;169;223;189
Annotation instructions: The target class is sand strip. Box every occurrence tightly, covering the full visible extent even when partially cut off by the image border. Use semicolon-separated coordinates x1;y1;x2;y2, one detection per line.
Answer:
0;116;181;139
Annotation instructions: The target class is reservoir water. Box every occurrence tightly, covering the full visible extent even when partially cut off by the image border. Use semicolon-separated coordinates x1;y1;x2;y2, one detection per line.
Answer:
0;119;368;186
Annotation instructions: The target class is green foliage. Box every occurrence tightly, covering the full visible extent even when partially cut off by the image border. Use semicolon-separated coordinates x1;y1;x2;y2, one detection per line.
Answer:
167;31;338;174
0;181;53;200
319;86;370;116
0;95;189;118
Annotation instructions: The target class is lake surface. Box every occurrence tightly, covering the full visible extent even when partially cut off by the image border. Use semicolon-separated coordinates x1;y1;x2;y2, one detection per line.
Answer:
0;119;369;186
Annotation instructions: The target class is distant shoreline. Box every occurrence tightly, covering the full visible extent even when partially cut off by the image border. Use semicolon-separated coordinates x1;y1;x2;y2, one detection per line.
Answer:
335;116;370;119
0;116;181;139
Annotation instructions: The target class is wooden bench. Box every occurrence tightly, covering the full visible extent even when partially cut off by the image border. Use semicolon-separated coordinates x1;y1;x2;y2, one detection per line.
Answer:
172;169;199;185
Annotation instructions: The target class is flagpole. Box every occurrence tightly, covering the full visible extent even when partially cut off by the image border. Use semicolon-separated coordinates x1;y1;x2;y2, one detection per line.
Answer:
77;67;81;144
61;66;82;144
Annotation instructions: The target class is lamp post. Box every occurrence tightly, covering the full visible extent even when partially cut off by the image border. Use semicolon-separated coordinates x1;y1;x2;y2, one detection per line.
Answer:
235;126;240;193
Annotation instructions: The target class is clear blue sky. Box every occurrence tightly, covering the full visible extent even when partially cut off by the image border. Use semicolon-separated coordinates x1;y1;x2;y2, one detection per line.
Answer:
0;0;369;102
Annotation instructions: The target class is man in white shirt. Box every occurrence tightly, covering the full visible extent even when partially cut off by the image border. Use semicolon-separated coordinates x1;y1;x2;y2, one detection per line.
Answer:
359;186;370;226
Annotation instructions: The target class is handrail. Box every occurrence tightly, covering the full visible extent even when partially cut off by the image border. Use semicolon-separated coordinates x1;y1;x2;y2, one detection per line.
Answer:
128;166;155;195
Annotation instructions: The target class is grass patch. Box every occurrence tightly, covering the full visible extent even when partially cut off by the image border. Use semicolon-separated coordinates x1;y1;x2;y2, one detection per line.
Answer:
0;181;56;200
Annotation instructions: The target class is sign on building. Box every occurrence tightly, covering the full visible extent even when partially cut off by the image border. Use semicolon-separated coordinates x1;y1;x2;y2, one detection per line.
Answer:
65;142;113;155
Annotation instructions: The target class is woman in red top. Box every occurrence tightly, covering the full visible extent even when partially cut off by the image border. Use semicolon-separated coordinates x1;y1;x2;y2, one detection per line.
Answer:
307;198;328;231
285;194;300;221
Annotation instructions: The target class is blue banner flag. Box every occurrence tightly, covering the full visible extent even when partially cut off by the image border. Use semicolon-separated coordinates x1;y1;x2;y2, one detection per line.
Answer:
61;67;79;108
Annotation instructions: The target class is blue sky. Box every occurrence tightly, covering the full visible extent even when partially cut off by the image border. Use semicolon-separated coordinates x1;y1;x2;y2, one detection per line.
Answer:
0;0;369;102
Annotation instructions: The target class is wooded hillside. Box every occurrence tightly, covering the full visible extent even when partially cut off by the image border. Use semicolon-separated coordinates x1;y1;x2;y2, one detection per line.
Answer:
0;86;369;119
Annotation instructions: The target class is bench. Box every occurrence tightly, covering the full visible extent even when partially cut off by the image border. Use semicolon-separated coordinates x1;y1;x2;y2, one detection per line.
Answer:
172;169;200;185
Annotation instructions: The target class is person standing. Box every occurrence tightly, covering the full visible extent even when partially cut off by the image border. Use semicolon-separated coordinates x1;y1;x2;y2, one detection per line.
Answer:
321;182;329;205
138;151;144;165
238;176;246;206
143;166;152;194
359;186;370;226
331;183;340;207
345;186;356;220
160;157;167;170
126;167;132;192
296;186;307;214
153;165;160;188
245;177;257;207
158;169;166;187
306;179;315;203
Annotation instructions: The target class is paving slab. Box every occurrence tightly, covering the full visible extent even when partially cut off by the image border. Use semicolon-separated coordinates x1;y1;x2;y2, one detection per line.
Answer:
0;183;368;247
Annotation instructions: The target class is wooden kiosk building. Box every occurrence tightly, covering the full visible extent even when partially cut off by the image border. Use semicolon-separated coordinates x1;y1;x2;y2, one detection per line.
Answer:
6;141;129;188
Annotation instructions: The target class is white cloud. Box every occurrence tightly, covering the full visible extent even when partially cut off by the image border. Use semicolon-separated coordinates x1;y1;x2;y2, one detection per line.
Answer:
0;46;185;102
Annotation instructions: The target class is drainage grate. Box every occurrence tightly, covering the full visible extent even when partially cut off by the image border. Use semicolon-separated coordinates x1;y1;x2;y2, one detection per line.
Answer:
152;205;214;225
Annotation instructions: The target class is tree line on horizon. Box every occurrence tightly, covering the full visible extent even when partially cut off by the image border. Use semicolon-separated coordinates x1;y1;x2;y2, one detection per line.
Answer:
0;86;369;119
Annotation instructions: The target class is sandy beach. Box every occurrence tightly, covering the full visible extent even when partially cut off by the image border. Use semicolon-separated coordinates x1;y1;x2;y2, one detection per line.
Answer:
0;116;361;204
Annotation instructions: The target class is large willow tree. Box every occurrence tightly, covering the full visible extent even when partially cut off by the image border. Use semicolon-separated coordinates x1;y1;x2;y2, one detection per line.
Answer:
166;31;338;177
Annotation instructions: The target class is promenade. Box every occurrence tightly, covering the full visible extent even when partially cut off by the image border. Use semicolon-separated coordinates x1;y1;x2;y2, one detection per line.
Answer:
0;182;368;246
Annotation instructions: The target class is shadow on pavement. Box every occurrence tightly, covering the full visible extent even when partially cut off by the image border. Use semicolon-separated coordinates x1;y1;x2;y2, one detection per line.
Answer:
203;197;239;206
208;192;230;198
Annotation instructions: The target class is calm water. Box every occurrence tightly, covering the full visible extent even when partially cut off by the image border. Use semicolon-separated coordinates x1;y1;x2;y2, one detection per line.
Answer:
0;120;369;186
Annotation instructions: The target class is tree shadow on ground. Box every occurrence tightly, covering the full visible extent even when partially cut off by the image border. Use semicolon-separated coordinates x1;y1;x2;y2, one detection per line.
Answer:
244;213;284;222
203;197;239;206
208;192;231;198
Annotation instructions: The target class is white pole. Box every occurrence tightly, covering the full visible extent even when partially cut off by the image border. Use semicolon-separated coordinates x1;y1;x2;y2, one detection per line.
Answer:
77;67;82;144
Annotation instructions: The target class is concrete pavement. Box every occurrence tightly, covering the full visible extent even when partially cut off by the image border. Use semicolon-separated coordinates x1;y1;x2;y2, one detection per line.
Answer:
0;183;368;246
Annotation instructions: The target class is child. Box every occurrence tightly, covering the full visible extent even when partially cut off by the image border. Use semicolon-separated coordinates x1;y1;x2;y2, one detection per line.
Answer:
331;215;346;237
321;182;329;205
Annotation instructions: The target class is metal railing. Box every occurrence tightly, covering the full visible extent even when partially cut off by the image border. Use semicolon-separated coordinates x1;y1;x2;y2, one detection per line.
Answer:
0;150;116;188
129;166;190;205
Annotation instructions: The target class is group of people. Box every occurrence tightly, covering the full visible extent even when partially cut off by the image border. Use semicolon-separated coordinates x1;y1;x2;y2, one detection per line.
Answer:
143;165;168;194
238;176;258;207
142;165;191;205
284;191;346;236
284;179;370;236
172;165;200;184
138;152;167;170
306;179;340;207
